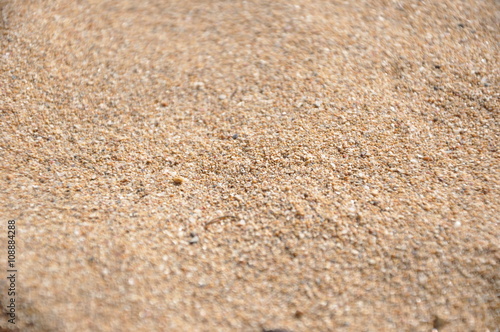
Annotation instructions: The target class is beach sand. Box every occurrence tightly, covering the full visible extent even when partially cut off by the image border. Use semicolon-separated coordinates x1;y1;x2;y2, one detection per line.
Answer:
0;0;498;331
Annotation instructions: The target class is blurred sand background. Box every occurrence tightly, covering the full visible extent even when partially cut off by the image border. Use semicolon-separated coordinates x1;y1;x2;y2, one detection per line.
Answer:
0;0;498;331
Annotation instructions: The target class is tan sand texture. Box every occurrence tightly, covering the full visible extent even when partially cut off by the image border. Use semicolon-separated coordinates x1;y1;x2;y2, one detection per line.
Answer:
0;0;499;331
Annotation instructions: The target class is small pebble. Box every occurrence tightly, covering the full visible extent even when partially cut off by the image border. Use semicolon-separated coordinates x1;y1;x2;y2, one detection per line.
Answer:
193;82;204;89
188;233;199;244
480;77;490;87
219;94;227;100
172;177;184;186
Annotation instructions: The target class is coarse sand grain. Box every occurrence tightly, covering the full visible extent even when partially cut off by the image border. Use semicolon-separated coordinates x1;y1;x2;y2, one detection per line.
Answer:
0;0;499;331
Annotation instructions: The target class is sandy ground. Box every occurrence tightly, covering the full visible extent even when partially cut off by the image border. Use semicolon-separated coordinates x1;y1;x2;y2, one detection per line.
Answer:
0;0;499;331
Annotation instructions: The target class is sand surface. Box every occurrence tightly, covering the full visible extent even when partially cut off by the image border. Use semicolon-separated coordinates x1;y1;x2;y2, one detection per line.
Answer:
0;0;499;331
